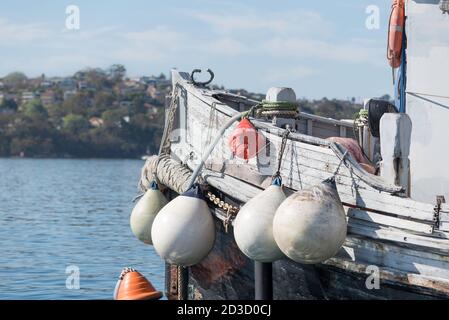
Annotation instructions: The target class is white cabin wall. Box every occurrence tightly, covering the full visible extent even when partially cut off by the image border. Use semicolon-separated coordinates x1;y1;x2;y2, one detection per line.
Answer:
406;0;449;203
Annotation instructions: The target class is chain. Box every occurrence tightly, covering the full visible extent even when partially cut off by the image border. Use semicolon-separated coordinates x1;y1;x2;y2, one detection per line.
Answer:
206;191;239;233
333;150;349;177
434;196;446;231
206;191;239;215
326;150;349;183
272;128;291;180
118;267;136;280
177;266;182;300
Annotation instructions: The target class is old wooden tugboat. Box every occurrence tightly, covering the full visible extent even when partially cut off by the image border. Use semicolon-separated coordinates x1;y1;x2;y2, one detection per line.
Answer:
131;0;449;300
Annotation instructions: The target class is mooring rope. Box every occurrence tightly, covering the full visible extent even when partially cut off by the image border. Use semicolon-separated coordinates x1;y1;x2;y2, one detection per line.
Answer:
258;100;299;119
139;155;192;194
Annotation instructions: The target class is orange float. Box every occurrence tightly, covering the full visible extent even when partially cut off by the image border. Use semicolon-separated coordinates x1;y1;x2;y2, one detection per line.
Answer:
228;118;265;160
114;268;162;300
387;0;406;68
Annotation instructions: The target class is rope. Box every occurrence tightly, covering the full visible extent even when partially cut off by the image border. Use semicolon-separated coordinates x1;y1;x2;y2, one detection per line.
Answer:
135;87;181;200
140;155;192;194
258;100;299;119
272;129;291;181
186;110;257;190
158;86;180;156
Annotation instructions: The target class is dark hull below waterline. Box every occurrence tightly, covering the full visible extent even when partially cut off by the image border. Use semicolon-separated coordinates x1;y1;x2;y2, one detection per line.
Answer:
165;219;448;300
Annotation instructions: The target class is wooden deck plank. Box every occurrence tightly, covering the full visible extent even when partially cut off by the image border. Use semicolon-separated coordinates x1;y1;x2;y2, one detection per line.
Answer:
346;208;433;234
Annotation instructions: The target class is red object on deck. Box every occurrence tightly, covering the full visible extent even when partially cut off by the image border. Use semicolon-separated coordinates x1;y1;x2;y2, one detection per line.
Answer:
115;270;162;300
228;118;265;160
327;137;376;174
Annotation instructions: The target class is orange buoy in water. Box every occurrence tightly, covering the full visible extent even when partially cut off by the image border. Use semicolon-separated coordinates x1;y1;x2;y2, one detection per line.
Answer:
114;268;162;300
387;0;405;68
228;118;265;160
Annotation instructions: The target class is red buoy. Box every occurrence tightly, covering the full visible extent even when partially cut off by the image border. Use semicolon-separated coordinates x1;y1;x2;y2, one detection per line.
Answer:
228;118;265;160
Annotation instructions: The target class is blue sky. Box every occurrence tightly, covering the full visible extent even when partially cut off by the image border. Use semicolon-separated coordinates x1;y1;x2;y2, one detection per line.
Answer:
0;0;393;99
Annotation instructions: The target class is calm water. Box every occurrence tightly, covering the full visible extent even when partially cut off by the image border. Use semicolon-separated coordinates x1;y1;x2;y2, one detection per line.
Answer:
0;159;165;300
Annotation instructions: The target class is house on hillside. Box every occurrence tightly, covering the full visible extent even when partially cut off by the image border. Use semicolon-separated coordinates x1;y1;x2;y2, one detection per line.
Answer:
41;90;56;107
117;80;144;96
77;81;96;91
21;91;37;104
60;78;77;91
3;93;19;103
146;84;166;104
119;101;132;108
63;90;77;101
89;117;104;128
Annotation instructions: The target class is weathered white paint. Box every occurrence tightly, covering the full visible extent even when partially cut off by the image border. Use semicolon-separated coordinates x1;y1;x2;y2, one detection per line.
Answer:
162;69;449;290
380;113;412;195
169;69;438;223
406;0;449;203
347;207;433;234
266;87;296;103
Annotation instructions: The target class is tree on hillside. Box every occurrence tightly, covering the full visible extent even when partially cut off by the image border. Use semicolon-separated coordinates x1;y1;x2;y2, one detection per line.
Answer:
23;99;48;121
62;114;90;136
108;64;126;82
92;91;115;115
0;99;18;112
63;91;92;115
102;108;128;127
85;68;109;89
3;72;28;89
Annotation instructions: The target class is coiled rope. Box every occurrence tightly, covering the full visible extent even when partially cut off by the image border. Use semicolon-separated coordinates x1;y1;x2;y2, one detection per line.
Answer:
257;100;299;119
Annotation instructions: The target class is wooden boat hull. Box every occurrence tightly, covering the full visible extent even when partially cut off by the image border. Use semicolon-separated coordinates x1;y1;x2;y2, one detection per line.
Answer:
145;70;449;300
177;219;449;300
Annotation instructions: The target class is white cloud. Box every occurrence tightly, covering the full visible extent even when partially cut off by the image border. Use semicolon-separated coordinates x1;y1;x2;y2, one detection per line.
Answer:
262;37;384;65
0;18;50;44
185;9;382;66
263;66;318;82
121;26;182;44
200;37;248;55
113;26;186;62
189;10;331;36
60;26;119;40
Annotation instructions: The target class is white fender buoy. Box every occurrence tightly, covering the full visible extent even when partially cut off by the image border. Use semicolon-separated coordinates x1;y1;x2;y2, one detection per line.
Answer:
130;181;168;245
273;179;347;264
151;185;215;266
233;177;286;262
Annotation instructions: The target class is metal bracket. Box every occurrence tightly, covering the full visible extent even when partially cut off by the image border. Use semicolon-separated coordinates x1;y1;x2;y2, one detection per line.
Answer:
190;69;215;87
